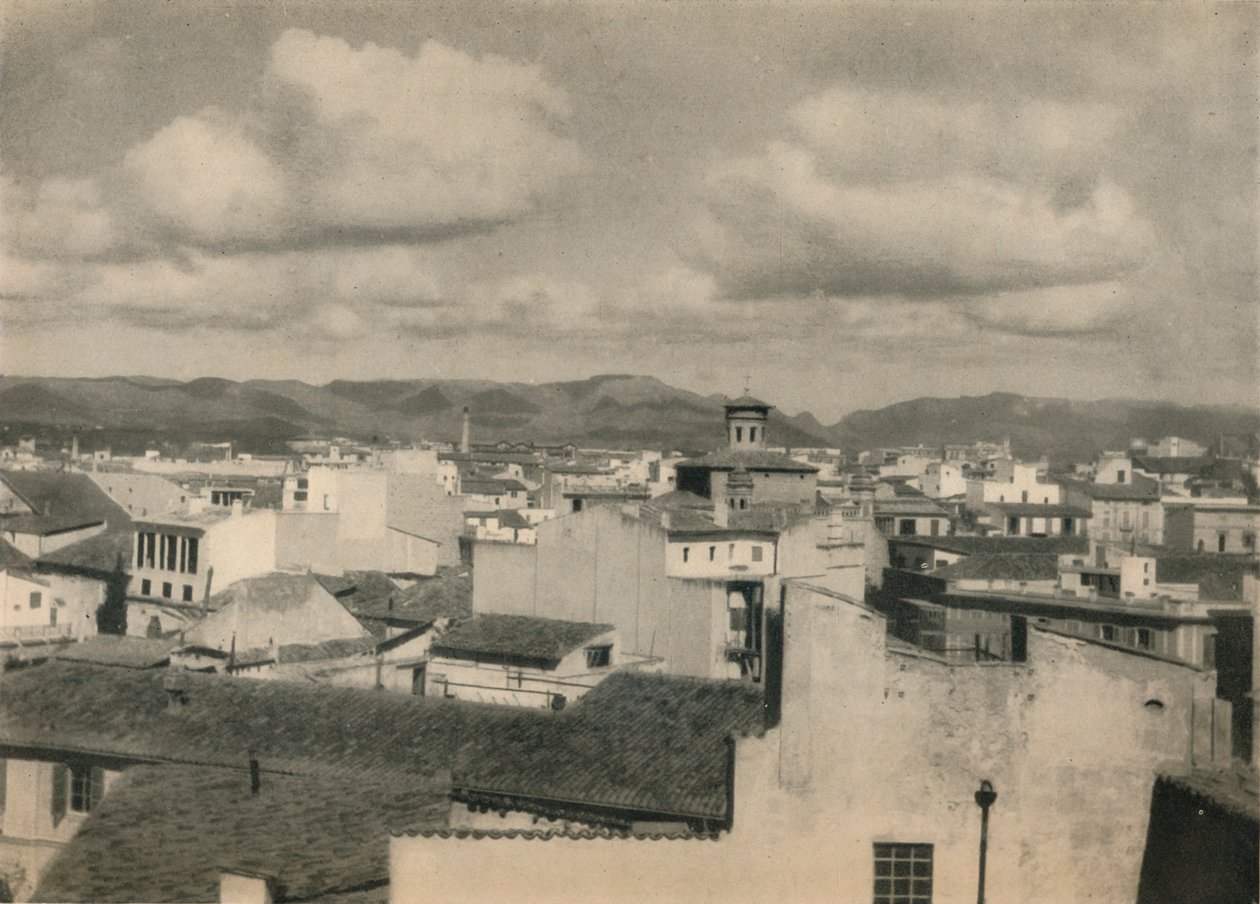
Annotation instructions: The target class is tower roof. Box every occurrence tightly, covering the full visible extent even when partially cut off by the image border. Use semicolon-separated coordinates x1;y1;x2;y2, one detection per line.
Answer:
725;395;772;410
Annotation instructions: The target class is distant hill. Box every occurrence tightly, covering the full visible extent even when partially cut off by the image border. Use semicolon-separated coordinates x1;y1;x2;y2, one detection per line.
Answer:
0;376;1254;463
831;392;1260;464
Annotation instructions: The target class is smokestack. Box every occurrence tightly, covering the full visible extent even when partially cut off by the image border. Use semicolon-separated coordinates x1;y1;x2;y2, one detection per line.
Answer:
460;407;471;454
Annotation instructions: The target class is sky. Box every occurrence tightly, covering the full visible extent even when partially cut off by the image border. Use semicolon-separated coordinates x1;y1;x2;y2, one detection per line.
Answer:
1;1;1256;421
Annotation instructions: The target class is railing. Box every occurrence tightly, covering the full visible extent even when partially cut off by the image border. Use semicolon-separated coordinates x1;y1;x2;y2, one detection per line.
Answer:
0;624;79;643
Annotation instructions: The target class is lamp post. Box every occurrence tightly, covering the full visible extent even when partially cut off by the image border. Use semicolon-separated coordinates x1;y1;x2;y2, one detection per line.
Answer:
974;780;997;904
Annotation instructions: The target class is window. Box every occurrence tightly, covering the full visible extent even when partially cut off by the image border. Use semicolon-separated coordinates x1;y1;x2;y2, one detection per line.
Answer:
1101;624;1116;642
29;591;41;609
161;582;172;599
186;537;198;575
141;579;152;596
70;764;102;813
1021;490;1028;503
585;645;612;668
873;843;933;903
297;478;309;489
1136;628;1152;650
749;427;757;443
182;585;193;602
1218;532;1227;553
898;520;916;536
751;545;763;562
708;546;716;561
728;543;735;558
735;426;743;442
1245;532;1257;551
165;534;177;571
1117;470;1126;483
682;547;690;563
293;491;308;502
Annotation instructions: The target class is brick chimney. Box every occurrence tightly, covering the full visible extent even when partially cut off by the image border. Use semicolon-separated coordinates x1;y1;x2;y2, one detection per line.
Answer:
460;407;471;454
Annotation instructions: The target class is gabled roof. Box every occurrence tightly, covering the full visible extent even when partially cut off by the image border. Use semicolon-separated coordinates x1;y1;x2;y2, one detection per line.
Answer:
1132;456;1215;475
431;614;613;667
675;450;817;473
985;502;1092;518
36;529;132;575
453;672;765;823
888;535;1089;557
205;571;336;614
0;470;130;529
53;635;176;670
0;661;763;832
340;568;472;627
1077;474;1162;501
0;513;105;536
0;536;32;569
460;477;528;495
33;764;445;904
1156;554;1258;601
934;554;1059;582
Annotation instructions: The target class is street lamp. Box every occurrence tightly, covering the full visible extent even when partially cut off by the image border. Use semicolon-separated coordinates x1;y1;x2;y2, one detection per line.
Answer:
974;779;997;904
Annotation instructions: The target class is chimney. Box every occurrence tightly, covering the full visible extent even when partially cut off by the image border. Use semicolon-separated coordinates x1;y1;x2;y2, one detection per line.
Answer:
713;494;729;528
660;511;672;531
249;752;261;796
163;672;190;711
460;407;471;454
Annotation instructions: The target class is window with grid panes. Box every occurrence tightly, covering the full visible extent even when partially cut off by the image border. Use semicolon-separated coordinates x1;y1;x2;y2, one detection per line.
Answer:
873;842;933;904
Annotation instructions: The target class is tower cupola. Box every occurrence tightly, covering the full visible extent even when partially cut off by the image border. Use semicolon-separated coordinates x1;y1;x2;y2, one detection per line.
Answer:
725;396;771;451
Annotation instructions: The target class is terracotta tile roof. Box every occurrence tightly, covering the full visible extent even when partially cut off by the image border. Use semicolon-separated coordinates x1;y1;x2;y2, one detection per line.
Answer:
0;536;32;569
431;614;614;667
1133;456;1216;475
53;636;176;669
933;554;1060;582
0;662;763;832
32;764;446;904
889;535;1089;556
0;513;105;536
342;568;472;627
204;572;333;614
675;450;817;473
397;826;711;841
36;529;132;574
452;672;765;822
460;477;528;495
873;497;949;516
985;502;1092;518
0;470;130;529
1156;554;1258;601
1078;474;1162;501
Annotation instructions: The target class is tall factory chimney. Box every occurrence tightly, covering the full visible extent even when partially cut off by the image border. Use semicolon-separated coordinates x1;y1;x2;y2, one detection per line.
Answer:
460;407;471;454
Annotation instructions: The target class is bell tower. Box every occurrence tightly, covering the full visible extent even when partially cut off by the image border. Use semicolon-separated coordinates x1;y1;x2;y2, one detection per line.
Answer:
725;395;771;451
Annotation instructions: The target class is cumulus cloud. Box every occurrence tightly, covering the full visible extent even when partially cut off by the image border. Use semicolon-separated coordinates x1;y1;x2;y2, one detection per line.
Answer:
695;88;1155;302
1;175;116;259
109;29;584;251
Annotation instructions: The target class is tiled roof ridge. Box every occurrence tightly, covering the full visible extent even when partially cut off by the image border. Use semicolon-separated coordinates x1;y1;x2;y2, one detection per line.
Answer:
391;826;716;842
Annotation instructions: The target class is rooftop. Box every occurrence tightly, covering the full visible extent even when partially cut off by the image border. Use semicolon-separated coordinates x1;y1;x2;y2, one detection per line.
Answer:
431;614;614;667
724;395;771;410
0;660;762;827
1075;474;1162;501
0;536;32;569
52;635;177;669
985;502;1093;518
33;764;445;904
36;528;132;574
205;571;340;615
889;534;1090;556
459;477;529;495
933;553;1059;583
452;671;765;822
675;450;817;473
0;513;106;536
0;470;130;529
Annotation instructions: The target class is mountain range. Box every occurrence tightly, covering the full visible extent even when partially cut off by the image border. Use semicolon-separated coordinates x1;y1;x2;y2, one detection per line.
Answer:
0;374;1256;464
